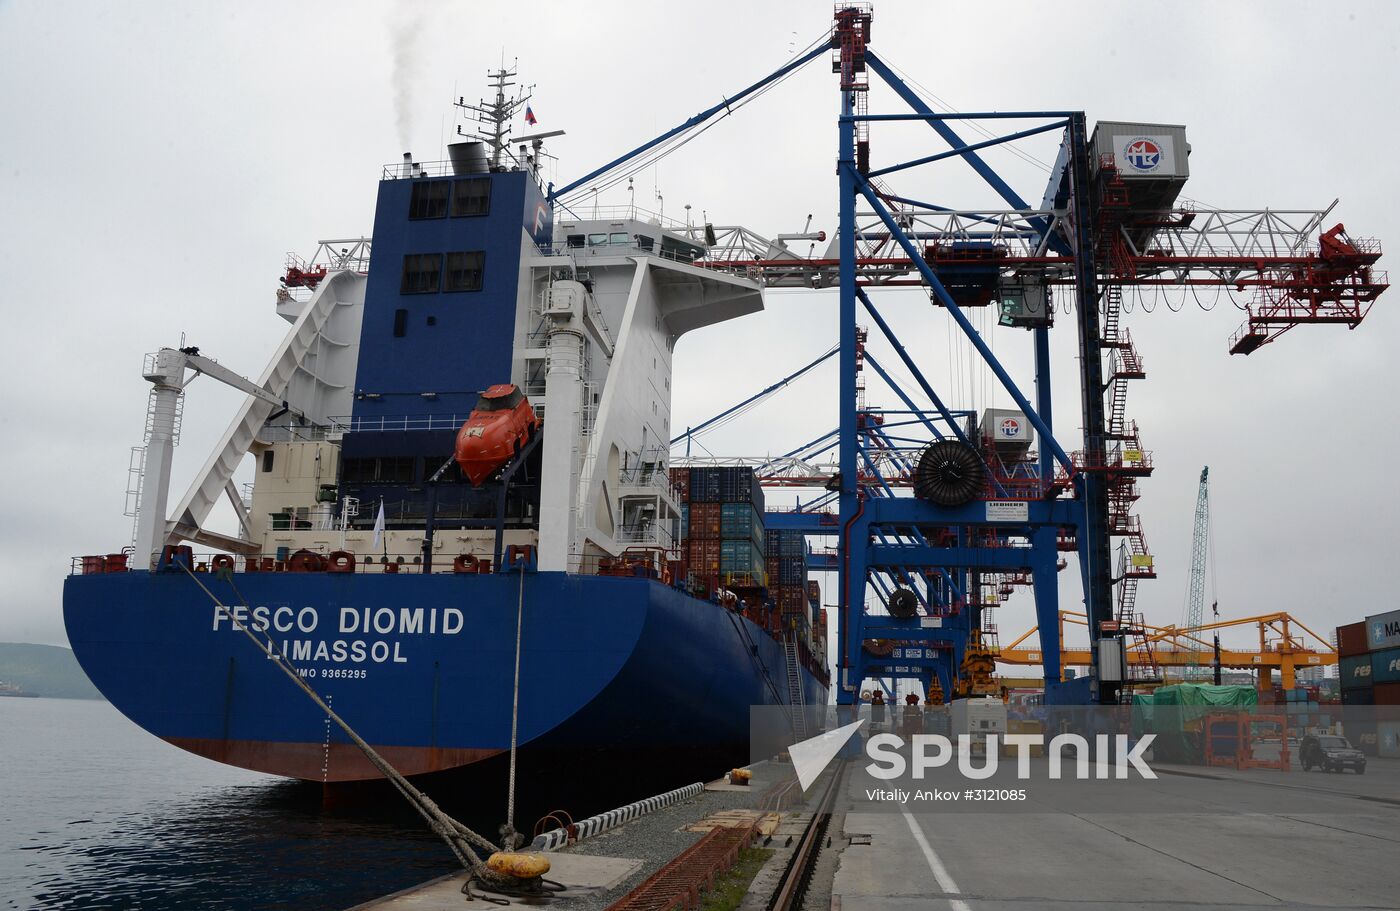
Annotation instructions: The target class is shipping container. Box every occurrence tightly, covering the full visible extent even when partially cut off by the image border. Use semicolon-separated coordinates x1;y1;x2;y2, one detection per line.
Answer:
1366;608;1400;651
775;555;807;586
764;527;805;558
775;586;806;613
720;538;764;578
669;466;690;502
680;504;689;541
1347;720;1379;756
1340;653;1374;689
688;467;722;503
808;580;821;603
687;539;721;578
720;502;764;546
687;501;722;540
1336;621;1369;657
1379;721;1400;759
1371;647;1400;685
1374;681;1400;706
1341;686;1374;706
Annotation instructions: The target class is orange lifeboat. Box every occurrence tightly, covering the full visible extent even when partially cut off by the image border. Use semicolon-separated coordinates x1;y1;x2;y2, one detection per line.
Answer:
454;384;539;486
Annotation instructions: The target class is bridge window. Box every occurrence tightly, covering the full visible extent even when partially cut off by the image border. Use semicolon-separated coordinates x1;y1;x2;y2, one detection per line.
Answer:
408;181;449;219
401;253;442;294
451;177;491;216
444;251;485;292
341;457;415;484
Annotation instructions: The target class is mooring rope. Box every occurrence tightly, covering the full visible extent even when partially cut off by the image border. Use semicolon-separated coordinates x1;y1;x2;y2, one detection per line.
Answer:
503;557;527;849
173;561;541;899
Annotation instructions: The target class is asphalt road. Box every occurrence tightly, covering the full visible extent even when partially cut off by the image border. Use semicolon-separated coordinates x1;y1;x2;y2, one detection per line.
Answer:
831;756;1399;910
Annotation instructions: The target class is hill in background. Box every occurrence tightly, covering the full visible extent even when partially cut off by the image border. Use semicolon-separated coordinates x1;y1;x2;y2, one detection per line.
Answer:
0;643;102;699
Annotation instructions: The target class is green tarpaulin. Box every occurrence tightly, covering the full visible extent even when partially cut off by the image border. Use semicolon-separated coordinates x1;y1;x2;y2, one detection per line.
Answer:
1132;684;1258;763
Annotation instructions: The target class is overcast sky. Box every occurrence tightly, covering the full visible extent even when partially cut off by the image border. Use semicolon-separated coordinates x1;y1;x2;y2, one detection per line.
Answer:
2;0;1397;660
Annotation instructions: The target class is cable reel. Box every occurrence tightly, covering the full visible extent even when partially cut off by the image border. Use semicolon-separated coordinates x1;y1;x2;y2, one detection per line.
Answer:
912;440;985;507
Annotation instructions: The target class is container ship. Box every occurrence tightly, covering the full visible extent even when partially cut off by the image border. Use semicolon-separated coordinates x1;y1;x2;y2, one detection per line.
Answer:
63;77;827;796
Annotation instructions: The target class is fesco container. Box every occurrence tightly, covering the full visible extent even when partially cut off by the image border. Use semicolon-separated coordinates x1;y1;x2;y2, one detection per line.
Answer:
1347;720;1379;756
1340;653;1374;689
1367;608;1400;651
1371;647;1400;685
1336;621;1369;657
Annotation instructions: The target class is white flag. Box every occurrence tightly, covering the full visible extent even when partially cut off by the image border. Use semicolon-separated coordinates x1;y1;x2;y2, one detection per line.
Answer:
372;499;386;550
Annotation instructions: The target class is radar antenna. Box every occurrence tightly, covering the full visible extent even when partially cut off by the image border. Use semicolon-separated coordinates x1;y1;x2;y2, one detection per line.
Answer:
455;62;532;171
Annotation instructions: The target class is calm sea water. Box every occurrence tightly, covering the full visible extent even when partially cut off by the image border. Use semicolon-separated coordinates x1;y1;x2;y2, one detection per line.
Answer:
0;697;460;910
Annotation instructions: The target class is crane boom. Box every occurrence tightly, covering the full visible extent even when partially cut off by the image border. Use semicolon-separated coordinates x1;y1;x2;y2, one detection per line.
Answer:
1185;466;1211;674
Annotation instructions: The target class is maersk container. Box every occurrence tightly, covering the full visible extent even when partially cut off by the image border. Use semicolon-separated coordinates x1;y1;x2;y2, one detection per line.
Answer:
1378;721;1400;759
1090;121;1190;180
1366;608;1400;651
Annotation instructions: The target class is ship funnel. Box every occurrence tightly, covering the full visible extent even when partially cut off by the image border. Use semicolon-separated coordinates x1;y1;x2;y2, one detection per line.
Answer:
448;141;489;176
401;152;413;179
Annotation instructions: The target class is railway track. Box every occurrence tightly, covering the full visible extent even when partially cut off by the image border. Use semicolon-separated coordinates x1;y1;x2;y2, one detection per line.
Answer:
767;761;846;911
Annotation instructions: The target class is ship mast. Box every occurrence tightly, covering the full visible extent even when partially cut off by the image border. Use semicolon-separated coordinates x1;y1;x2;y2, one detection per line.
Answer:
455;63;531;171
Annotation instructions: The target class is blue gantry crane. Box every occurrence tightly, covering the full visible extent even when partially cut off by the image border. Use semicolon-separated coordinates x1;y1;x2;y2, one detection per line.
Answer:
549;4;1386;705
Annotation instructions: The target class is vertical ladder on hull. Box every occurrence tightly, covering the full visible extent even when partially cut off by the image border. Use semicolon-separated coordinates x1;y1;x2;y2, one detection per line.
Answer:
783;634;808;742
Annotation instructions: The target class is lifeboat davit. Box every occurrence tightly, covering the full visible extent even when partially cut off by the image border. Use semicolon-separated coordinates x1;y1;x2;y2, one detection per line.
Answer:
454;384;539;486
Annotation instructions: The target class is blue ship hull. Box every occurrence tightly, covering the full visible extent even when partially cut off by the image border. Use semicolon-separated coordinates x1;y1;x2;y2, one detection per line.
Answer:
63;571;827;785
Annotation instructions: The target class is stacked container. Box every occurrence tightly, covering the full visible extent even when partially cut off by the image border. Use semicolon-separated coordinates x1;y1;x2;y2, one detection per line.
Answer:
764;527;810;642
677;466;766;591
1335;611;1400;757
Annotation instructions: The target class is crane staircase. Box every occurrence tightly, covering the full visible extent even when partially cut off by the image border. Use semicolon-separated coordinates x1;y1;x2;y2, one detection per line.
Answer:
1101;284;1162;694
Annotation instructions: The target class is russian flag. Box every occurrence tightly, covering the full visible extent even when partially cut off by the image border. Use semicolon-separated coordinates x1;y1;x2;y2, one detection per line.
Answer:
525;104;538;126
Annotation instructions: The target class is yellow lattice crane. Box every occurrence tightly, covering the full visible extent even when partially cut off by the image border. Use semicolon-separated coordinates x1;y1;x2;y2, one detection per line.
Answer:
1000;611;1336;690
